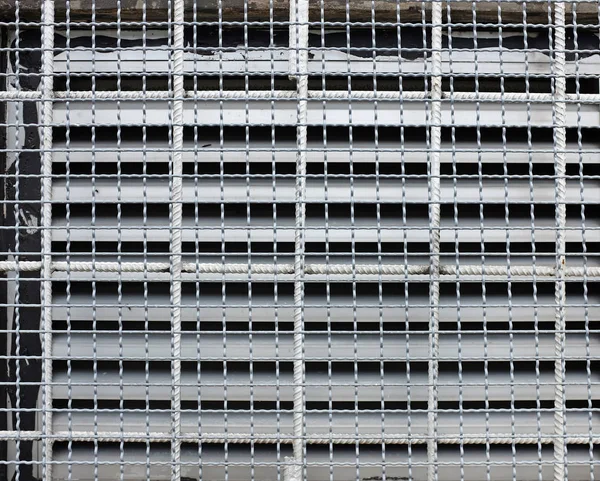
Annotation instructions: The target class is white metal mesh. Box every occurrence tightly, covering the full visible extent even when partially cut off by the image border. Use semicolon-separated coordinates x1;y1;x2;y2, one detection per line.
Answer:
0;0;598;480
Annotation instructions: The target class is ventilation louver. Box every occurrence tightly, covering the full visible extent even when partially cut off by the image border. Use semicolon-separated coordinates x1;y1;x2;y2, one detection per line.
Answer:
2;3;600;480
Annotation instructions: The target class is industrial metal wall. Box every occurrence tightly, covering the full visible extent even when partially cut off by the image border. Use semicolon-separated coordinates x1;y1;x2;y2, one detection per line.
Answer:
0;0;599;480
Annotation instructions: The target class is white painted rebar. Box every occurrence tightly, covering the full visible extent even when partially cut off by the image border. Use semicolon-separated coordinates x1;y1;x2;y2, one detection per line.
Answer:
41;0;55;478
552;2;568;481
427;2;443;481
2;90;600;102
0;260;599;278
288;0;309;479
170;0;184;478
1;430;600;445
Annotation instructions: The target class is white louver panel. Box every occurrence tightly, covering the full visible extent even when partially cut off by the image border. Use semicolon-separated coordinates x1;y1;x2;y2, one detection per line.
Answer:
1;1;600;480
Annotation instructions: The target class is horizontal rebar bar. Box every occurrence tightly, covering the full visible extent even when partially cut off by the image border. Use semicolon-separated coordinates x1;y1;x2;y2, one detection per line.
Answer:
0;90;599;103
0;430;597;445
0;260;598;277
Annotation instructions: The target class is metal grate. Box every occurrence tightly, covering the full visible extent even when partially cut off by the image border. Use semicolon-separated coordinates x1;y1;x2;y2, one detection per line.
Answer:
0;0;599;480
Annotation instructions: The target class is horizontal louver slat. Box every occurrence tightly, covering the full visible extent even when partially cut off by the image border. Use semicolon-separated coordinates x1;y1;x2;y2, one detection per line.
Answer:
53;100;600;127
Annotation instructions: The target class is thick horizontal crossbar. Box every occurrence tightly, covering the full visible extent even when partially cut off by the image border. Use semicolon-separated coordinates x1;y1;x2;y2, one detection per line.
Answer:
0;430;597;445
0;90;599;103
0;260;598;278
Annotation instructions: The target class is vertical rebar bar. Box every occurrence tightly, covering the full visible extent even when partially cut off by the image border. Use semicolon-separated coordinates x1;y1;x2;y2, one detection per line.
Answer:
289;0;309;479
427;1;443;480
552;1;568;480
41;0;55;477
170;0;184;477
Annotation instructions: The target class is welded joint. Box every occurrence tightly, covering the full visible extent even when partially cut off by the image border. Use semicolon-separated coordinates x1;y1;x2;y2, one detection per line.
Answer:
284;457;302;481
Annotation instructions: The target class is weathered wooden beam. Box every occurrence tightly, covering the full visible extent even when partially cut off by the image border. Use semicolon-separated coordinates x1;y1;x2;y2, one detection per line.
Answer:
0;0;597;23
